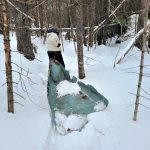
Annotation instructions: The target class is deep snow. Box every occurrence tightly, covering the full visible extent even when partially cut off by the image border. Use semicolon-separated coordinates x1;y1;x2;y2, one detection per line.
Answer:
0;24;150;150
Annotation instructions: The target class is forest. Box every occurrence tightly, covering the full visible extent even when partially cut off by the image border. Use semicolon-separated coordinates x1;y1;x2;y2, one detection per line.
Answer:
0;0;150;150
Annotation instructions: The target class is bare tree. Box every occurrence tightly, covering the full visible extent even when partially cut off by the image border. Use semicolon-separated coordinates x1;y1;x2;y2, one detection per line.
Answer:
92;0;128;37
88;0;95;47
75;0;85;79
1;0;14;113
133;0;149;121
136;0;149;49
10;0;35;60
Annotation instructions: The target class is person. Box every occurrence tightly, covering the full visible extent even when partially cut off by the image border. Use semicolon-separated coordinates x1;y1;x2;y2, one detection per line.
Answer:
46;28;65;68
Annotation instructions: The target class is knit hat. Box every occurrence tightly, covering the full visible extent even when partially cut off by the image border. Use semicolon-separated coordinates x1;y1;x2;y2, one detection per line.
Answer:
47;28;59;35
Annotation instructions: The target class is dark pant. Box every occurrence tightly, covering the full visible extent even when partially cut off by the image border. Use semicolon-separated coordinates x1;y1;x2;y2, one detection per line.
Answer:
47;51;65;68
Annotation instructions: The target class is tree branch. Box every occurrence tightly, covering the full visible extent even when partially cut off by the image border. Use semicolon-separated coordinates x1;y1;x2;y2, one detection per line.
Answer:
5;0;35;21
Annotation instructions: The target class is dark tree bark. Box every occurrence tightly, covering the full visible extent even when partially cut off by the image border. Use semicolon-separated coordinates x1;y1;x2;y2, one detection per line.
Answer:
148;36;150;49
34;0;39;28
75;1;85;79
1;0;14;113
88;0;95;47
69;0;76;38
95;0;110;45
136;0;149;49
13;0;35;60
39;3;44;29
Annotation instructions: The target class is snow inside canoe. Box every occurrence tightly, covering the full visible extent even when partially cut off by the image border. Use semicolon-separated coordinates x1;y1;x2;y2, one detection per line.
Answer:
47;60;109;134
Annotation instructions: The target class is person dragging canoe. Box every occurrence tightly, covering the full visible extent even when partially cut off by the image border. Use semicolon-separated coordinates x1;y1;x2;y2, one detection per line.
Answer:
46;28;65;68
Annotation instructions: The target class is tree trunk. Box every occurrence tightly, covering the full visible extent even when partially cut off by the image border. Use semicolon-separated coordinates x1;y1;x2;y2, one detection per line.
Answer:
133;0;149;121
148;35;150;49
13;0;35;60
34;0;39;28
47;0;51;27
68;0;76;39
88;0;95;47
39;3;44;29
1;0;14;113
75;1;85;79
133;36;145;121
136;0;149;49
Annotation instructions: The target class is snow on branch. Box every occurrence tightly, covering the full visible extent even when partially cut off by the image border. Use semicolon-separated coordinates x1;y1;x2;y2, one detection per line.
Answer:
23;0;47;17
5;0;35;22
116;23;150;64
29;26;98;31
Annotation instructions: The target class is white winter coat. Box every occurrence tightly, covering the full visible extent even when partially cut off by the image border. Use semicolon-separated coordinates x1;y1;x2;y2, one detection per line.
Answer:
46;32;61;52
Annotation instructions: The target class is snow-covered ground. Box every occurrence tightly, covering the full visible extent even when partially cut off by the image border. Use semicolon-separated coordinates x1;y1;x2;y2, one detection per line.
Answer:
0;26;150;150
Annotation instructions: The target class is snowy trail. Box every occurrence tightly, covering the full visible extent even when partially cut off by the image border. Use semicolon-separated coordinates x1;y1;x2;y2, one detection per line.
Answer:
0;29;150;150
44;109;120;150
36;36;150;150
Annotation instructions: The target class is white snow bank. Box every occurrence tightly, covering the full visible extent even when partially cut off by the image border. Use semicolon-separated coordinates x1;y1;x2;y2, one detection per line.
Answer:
55;111;87;135
94;102;106;111
116;28;144;64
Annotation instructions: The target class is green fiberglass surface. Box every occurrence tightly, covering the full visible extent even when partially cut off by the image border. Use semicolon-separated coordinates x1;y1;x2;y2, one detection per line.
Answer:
47;60;109;121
